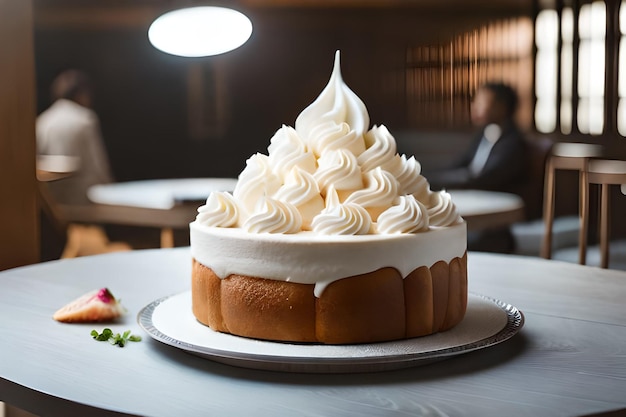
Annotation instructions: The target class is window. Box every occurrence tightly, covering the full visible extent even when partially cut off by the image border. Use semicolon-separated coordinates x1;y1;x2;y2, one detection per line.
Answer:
561;7;574;134
534;0;618;137
577;1;605;135
535;9;559;133
619;0;626;135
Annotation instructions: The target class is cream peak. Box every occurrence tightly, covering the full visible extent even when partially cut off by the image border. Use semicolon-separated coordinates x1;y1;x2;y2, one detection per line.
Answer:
294;50;370;144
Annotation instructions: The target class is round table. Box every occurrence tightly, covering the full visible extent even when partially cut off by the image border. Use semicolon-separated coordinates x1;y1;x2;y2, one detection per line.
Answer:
1;249;625;417
88;178;238;210
448;189;525;231
84;178;237;247
82;183;521;247
86;182;522;236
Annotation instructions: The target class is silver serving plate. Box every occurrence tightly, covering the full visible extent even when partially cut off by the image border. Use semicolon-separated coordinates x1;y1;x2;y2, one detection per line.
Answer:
138;291;523;373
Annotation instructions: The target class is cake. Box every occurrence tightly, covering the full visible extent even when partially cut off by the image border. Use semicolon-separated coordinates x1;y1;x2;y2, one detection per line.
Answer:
190;51;467;345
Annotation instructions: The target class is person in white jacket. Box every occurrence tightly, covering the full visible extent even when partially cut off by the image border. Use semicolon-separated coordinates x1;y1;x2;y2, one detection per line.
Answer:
37;69;113;205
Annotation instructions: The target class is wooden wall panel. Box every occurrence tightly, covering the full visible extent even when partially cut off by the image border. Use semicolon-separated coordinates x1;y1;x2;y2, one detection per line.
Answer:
0;0;39;270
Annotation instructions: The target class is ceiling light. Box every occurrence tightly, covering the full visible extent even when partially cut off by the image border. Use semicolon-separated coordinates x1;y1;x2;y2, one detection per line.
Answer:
148;6;253;57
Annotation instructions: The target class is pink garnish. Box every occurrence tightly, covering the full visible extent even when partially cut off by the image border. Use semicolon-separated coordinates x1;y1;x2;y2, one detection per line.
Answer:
96;288;115;304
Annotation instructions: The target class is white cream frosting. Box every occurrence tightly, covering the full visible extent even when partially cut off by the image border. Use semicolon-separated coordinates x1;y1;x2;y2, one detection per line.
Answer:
311;202;372;236
376;195;429;234
392;155;430;200
344;167;399;221
242;197;302;234
196;191;239;228
358;125;397;172
232;153;281;220
190;221;466;297
314;149;363;196
307;121;366;158
192;50;466;295
295;50;369;146
267;125;316;177
427;190;463;227
273;167;324;230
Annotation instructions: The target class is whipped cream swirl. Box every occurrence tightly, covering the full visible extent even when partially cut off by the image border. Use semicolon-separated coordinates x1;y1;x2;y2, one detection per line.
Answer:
196;50;464;236
243;197;302;234
311;203;372;235
314;149;363;195
345;168;398;219
427;191;463;227
377;195;429;234
267;125;316;177
295;50;369;144
196;191;239;228
307;121;366;158
233;153;281;218
358;125;397;172
273;167;324;230
392;155;431;202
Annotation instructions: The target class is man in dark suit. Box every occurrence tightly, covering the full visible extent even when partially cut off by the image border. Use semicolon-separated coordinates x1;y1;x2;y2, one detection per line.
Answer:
426;82;529;253
427;82;528;192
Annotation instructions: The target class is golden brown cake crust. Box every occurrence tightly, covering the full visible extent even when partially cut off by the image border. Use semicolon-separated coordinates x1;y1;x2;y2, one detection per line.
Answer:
191;252;467;345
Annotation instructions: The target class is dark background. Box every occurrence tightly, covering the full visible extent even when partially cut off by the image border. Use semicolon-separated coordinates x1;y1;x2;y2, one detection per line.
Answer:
34;5;525;181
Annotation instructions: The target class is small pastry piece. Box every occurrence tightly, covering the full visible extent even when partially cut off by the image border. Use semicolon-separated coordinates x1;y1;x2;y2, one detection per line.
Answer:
53;288;126;323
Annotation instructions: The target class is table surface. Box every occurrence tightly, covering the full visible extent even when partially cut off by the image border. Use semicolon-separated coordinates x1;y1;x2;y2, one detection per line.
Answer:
88;178;238;210
1;249;625;417
448;189;525;231
86;180;524;231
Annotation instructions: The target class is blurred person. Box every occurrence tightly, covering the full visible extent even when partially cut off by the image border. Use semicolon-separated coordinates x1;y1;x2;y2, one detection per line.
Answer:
37;69;113;205
425;82;529;253
37;70;129;259
426;82;528;192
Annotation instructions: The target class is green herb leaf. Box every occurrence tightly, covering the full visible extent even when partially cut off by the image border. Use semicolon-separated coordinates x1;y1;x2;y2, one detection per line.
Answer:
90;328;142;348
95;328;111;341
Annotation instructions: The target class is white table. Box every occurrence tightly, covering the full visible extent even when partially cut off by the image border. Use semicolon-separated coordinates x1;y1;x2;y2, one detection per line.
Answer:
1;249;625;417
86;182;521;237
79;183;522;247
448;189;525;231
88;178;238;210
78;178;237;247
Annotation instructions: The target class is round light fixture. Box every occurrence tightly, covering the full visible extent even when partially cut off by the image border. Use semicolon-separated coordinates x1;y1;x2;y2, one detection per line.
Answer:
148;6;253;57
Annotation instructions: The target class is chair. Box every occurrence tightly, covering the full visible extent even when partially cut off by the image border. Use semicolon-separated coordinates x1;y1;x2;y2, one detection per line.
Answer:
541;142;603;264
511;135;554;220
585;159;626;268
37;181;132;259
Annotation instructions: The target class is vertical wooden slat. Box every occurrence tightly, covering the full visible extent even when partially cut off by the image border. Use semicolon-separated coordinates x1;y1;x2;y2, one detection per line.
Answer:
405;15;534;128
0;0;38;270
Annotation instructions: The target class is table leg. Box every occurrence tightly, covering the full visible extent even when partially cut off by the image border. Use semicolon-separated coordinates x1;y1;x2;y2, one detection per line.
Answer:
161;228;174;248
541;159;556;259
599;183;610;269
578;168;589;265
